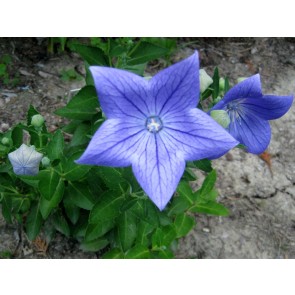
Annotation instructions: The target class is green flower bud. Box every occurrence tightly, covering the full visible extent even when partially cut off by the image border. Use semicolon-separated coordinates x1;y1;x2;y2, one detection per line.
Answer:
210;110;230;129
219;78;225;91
41;156;50;167
214;96;222;103
237;77;247;83
199;69;213;93
1;137;10;146
31;114;45;128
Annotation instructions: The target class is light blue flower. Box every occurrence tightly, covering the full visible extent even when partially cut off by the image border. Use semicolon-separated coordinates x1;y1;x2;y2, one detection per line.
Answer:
76;52;238;210
8;144;43;176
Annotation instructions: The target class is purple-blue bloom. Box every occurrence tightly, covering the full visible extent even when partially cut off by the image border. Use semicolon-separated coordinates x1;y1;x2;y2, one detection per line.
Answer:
76;52;238;210
210;74;293;154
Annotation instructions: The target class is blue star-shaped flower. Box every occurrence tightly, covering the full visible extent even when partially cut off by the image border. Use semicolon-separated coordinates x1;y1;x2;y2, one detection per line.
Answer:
76;52;238;210
210;74;293;154
8;144;43;175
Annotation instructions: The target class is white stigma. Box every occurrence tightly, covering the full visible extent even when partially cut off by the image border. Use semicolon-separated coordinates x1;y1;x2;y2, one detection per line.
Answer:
146;116;163;133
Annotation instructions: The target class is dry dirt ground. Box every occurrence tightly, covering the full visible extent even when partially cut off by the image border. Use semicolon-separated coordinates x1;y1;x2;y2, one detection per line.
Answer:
0;38;294;258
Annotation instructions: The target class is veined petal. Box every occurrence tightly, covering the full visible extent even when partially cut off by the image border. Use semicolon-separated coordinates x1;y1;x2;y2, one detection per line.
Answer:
163;108;239;161
90;66;150;120
241;94;293;120
228;112;271;154
76;119;148;167
149;52;200;117
212;74;262;109
132;133;185;211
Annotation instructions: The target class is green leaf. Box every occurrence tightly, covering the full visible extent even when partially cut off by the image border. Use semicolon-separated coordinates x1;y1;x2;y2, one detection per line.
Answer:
177;181;195;205
52;212;70;237
38;169;61;201
121;167;141;193
102;248;124;259
174;213;196;238
72;213;88;239
142;37;177;54
125;245;150;259
18;175;39;188
95;167;124;189
182;167;197;181
128;41;169;65
55;86;99;120
136;221;155;247
212;67;220;99
123;63;146;76
116;211;137;252
199;169;217;197
11;124;23;147
0;63;7;76
153;248;174;259
142;200;160;226
67;181;96;210
85;219;114;241
224;77;230;93
85;62;94;85
69;123;91;148
62;120;81;134
62;152;92;181
152;225;177;249
25;201;43;241
39;178;64;219
69;43;108;66
1;193;12;223
80;238;109;252
26;105;40;126
158;212;173;226
11;197;30;213
189;201;229;216
89;191;125;224
47;130;64;161
192;159;213;172
63;195;80;225
168;195;191;216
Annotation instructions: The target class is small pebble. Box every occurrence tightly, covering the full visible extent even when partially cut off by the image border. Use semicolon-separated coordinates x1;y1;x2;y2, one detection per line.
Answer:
202;228;210;233
0;123;9;132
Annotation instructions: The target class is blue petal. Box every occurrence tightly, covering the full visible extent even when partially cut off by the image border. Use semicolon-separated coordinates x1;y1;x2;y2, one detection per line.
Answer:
90;66;150;120
162;108;239;161
228;112;271;154
132;132;185;211
241;94;293;120
212;74;262;110
149;52;200;117
76;119;148;167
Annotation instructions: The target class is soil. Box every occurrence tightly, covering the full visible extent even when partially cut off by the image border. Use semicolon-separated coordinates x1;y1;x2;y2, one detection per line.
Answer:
1;37;295;258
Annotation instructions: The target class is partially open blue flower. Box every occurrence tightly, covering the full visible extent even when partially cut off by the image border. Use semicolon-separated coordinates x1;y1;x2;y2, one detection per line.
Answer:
210;74;293;154
76;52;238;210
8;144;43;176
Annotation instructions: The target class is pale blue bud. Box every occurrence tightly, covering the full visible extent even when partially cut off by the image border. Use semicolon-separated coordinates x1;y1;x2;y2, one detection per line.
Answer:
199;69;213;93
210;110;231;128
8;144;43;175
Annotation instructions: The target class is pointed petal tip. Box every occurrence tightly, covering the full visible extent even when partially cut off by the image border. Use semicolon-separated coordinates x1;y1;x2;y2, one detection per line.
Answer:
152;198;170;211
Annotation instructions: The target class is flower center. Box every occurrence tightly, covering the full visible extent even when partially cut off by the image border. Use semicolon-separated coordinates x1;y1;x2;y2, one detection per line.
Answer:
146;116;163;133
226;101;240;111
225;100;245;123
